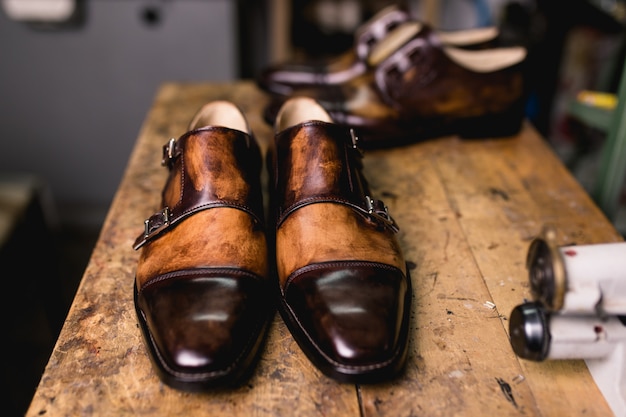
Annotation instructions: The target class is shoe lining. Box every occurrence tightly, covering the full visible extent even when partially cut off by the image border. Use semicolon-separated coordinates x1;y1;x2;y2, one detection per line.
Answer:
437;26;498;46
368;21;501;68
444;46;527;72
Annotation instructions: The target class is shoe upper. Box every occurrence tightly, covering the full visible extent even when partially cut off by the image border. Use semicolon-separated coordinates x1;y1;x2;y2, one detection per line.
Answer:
134;125;267;282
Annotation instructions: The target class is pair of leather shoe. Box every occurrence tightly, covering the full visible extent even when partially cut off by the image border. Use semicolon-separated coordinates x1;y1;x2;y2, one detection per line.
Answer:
133;98;412;389
259;6;527;149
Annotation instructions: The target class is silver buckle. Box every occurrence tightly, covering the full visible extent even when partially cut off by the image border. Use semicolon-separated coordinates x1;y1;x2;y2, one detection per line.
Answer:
350;128;359;148
349;128;364;157
161;138;176;166
143;207;170;239
133;206;172;250
365;195;398;231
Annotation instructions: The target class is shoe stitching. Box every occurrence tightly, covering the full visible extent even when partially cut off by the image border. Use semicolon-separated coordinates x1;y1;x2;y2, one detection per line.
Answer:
140;267;264;292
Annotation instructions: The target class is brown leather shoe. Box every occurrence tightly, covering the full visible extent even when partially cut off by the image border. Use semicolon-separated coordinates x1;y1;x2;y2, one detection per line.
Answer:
132;101;271;391
264;21;527;149
257;4;499;96
267;97;412;383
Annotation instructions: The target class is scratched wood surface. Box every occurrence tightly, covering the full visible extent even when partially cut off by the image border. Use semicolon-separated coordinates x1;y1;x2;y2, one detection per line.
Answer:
27;81;618;416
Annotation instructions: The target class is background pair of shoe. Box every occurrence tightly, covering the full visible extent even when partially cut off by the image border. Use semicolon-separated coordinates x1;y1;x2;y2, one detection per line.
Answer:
132;98;412;391
258;4;528;149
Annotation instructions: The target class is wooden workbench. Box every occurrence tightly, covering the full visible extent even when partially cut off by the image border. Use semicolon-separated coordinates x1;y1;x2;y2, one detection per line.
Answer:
27;81;621;416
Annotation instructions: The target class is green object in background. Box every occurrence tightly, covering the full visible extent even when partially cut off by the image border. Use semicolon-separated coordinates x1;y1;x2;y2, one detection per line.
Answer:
593;62;626;221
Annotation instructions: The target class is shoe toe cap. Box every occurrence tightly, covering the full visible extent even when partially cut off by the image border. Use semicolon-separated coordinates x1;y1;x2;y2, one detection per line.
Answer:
136;271;271;385
283;261;411;377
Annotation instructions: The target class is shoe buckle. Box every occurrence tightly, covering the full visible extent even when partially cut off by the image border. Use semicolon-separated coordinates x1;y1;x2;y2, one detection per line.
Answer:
161;138;177;167
133;207;171;250
145;206;170;235
349;128;364;157
376;38;431;103
365;195;399;232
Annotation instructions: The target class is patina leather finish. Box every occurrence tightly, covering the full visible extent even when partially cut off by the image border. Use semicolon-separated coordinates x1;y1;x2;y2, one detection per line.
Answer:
264;28;527;149
133;101;271;391
268;97;412;383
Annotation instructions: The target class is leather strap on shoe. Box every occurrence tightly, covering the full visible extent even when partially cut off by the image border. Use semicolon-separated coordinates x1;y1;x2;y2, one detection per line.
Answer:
355;6;411;61
133;128;265;250
374;34;439;110
273;122;399;233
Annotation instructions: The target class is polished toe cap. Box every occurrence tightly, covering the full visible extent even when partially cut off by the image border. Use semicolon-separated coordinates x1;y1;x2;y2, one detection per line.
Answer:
135;269;271;389
281;261;411;382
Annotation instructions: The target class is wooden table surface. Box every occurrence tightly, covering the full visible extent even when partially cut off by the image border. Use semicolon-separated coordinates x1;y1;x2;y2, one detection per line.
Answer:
27;81;621;417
